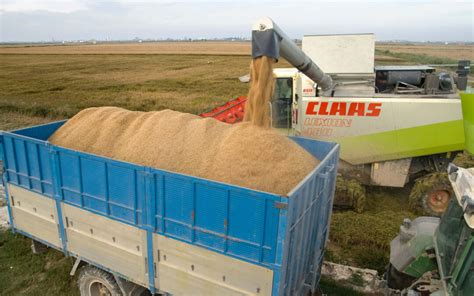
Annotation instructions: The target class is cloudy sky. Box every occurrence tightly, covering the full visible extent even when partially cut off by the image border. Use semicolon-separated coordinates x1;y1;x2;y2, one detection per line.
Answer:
0;0;473;42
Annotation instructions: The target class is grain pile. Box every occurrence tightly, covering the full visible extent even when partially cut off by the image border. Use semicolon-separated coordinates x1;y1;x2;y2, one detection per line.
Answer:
243;56;275;127
49;107;319;195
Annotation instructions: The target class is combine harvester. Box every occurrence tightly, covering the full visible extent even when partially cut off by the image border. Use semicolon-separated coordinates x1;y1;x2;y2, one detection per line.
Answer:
202;17;473;215
0;18;341;296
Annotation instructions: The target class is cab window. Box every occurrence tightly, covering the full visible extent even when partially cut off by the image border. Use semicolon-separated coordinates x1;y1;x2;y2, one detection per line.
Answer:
271;78;293;128
273;78;293;100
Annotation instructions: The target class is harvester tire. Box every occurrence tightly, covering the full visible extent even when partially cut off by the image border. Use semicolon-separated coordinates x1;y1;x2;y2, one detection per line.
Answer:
78;265;122;296
409;172;452;217
386;263;416;290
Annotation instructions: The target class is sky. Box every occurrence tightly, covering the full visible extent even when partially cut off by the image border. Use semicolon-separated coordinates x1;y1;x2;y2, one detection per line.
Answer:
0;0;473;42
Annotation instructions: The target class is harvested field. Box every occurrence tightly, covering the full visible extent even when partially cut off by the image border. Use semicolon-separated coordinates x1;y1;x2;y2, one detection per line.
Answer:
0;112;52;130
377;43;474;62
0;41;251;55
0;54;255;123
2;42;471;61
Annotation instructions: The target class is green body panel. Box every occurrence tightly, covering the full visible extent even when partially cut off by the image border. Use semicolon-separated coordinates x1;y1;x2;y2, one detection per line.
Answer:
403;243;437;278
435;199;474;296
335;120;465;164
401;234;437;278
404;252;437;278
448;237;474;296
460;92;474;154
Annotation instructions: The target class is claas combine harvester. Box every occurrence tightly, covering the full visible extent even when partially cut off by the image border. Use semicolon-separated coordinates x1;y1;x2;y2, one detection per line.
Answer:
202;17;473;216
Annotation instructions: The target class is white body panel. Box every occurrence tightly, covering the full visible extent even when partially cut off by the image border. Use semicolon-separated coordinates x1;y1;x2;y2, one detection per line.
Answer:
153;235;273;295
371;158;412;187
302;34;375;74
7;185;61;247
450;166;474;229
62;203;149;286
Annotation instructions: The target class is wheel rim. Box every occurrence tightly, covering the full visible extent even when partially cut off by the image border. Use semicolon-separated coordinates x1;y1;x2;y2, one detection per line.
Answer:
427;189;450;214
88;280;112;296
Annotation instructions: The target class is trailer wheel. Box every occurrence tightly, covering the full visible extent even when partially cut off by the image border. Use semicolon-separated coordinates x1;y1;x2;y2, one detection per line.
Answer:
409;172;452;217
78;265;122;296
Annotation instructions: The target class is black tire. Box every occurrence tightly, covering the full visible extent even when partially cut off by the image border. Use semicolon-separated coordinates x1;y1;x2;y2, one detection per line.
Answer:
409;172;452;217
78;265;122;296
386;263;416;290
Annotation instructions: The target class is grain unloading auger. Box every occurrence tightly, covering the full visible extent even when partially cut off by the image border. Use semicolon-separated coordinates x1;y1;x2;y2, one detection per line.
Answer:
250;17;333;95
200;16;335;123
201;17;334;123
202;16;473;216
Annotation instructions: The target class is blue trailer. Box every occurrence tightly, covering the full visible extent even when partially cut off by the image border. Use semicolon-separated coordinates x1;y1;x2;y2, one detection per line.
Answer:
0;120;339;296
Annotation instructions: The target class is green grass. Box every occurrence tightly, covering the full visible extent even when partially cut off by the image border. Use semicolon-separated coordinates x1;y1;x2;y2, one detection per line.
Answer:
0;230;79;296
327;186;415;274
